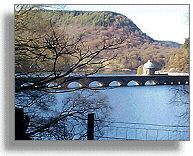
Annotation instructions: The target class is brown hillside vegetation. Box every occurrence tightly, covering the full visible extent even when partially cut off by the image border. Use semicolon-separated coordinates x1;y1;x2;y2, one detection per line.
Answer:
15;9;186;73
164;38;189;73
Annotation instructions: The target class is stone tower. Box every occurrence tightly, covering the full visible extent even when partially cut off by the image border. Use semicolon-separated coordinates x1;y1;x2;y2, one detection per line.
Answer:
143;60;155;75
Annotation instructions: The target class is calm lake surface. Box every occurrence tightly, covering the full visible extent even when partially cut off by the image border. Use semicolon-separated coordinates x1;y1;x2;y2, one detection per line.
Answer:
17;73;189;140
56;83;189;140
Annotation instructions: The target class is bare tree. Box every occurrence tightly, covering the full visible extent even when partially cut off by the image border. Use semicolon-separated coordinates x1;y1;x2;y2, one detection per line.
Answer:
16;90;111;140
15;5;125;140
170;85;189;124
15;6;126;93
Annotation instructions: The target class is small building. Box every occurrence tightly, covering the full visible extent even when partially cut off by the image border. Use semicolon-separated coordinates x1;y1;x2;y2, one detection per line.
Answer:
143;60;155;75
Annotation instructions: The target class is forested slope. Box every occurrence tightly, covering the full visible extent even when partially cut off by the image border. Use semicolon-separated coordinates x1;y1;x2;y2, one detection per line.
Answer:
16;10;188;73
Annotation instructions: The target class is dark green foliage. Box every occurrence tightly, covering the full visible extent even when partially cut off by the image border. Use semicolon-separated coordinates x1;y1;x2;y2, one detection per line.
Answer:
20;10;143;29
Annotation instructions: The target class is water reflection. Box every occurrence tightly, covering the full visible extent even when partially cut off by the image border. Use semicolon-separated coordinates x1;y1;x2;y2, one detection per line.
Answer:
99;85;189;140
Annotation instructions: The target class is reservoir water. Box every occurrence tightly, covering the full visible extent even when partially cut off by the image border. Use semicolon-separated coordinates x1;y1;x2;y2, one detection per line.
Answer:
16;73;190;140
55;84;189;140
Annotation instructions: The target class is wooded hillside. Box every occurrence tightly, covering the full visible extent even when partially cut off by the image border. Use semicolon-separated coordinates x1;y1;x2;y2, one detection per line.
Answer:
15;9;188;73
164;38;189;73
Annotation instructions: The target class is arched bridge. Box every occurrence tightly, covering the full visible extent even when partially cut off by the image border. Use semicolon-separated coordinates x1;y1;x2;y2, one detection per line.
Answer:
16;74;189;90
46;75;189;90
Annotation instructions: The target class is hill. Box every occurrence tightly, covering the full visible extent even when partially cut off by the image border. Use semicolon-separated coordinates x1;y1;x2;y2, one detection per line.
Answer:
16;10;186;73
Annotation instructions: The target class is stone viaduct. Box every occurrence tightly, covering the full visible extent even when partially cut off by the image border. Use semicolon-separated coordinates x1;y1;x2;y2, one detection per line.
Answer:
57;75;189;89
16;75;189;90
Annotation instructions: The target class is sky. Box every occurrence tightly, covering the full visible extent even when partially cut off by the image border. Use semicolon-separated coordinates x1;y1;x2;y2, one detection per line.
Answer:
61;5;189;44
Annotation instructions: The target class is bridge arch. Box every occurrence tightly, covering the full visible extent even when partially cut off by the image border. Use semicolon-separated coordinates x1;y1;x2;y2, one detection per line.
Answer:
67;82;82;89
170;81;176;85
46;82;61;88
109;81;122;87
178;81;182;85
162;81;169;85
127;80;140;86
21;82;34;87
89;81;103;88
144;80;159;86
